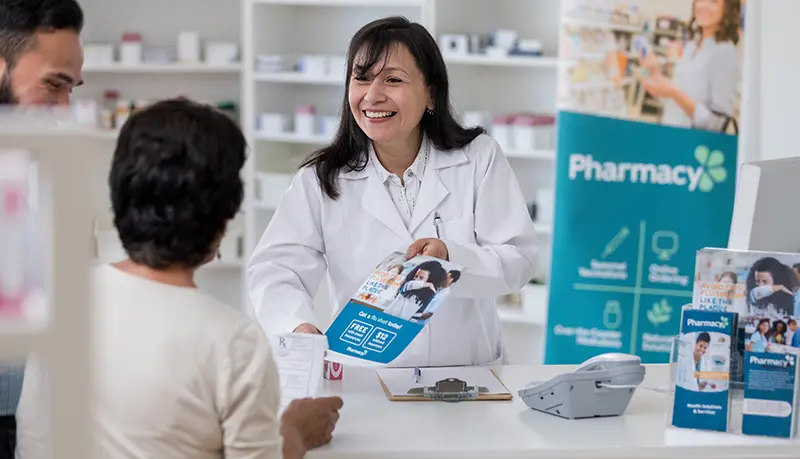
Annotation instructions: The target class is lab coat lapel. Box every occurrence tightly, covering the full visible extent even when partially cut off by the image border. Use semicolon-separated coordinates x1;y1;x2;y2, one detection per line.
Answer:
407;147;468;235
361;170;413;242
408;168;449;235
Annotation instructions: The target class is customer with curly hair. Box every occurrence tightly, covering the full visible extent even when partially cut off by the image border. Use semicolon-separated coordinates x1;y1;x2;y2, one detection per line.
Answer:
16;99;342;459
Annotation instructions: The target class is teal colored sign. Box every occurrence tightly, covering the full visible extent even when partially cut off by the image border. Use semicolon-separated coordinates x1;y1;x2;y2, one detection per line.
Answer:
544;112;738;365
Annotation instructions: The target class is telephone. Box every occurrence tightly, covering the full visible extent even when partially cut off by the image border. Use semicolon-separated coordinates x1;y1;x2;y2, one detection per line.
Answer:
518;353;646;420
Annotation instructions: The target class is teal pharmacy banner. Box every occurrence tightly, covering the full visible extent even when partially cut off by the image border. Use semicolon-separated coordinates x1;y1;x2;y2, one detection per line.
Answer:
544;113;738;364
545;0;745;364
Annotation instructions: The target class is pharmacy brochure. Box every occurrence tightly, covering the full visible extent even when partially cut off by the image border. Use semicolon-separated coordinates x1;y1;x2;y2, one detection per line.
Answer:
742;351;800;438
324;251;463;365
671;309;738;433
693;248;800;383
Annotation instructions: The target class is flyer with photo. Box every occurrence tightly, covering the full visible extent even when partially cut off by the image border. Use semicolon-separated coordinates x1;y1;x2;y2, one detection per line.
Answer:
671;308;737;433
693;248;800;355
324;251;463;365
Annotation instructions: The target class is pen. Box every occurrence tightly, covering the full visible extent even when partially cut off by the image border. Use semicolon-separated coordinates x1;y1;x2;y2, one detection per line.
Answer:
413;367;421;383
433;212;442;239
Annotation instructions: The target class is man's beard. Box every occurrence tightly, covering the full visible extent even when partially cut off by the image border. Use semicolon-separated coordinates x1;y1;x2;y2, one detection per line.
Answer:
0;68;18;104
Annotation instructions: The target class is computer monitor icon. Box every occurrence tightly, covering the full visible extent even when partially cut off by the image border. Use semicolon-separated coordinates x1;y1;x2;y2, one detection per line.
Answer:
652;231;679;261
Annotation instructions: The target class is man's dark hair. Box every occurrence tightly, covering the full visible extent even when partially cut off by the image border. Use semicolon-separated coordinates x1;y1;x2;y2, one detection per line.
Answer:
0;0;84;66
697;332;711;344
109;98;247;270
449;270;461;282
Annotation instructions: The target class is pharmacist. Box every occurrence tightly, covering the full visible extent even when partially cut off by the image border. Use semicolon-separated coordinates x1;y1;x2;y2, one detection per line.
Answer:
247;17;538;368
641;0;742;132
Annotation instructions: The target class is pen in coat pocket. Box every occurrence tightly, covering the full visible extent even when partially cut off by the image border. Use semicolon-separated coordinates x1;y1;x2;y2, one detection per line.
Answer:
433;212;442;239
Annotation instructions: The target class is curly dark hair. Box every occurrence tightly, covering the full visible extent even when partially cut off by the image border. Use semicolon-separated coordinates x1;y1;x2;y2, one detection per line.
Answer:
745;257;798;316
109;98;247;269
688;0;741;45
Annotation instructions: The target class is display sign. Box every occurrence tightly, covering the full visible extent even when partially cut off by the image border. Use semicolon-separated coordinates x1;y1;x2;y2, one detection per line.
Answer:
545;0;745;364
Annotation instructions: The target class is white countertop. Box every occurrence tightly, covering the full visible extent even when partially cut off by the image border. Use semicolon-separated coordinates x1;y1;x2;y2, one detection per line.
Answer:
309;364;800;459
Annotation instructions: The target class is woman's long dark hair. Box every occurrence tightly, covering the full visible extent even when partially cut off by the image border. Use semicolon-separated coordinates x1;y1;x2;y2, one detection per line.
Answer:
299;16;485;200
397;261;447;298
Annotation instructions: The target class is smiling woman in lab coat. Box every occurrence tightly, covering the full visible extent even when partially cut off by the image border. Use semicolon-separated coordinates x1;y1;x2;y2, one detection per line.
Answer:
247;16;538;368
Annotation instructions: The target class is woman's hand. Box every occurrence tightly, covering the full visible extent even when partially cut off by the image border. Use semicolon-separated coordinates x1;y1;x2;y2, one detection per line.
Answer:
773;285;793;295
406;238;449;261
641;73;677;98
641;51;661;76
294;323;322;334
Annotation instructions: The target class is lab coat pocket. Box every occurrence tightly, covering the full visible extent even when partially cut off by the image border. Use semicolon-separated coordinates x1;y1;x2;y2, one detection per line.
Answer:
440;215;475;244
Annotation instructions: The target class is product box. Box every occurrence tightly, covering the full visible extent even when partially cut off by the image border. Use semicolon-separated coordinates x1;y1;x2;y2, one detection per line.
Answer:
324;251;463;365
671;309;738;432
742;351;800;438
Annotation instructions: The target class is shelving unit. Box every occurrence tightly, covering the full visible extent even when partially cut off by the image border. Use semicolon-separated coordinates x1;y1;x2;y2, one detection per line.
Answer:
65;0;561;364
71;0;245;308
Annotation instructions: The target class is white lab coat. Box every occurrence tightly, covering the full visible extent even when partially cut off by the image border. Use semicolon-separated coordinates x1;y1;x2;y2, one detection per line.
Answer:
676;354;713;392
247;134;538;367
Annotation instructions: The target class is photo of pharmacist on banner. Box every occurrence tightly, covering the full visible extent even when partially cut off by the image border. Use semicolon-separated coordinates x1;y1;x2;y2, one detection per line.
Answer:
352;251;462;325
676;331;730;392
743;316;800;354
558;0;744;134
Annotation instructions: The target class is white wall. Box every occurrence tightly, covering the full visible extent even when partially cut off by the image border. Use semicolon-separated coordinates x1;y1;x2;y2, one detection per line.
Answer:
753;0;800;161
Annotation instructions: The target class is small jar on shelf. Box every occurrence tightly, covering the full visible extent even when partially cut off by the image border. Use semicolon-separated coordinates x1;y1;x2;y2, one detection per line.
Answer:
294;105;316;137
119;32;142;65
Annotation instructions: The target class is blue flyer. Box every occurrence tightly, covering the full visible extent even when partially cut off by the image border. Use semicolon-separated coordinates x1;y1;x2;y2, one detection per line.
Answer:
324;251;463;365
742;352;800;438
672;309;737;432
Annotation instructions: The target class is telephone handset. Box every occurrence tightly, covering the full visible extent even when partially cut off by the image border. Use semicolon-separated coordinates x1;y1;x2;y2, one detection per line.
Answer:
518;353;646;419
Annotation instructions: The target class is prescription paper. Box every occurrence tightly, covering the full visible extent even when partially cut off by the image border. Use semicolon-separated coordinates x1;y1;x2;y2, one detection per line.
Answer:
269;333;327;411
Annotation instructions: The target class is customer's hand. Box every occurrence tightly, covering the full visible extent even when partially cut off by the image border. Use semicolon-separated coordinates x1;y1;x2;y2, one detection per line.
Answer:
406;238;449;261
294;323;322;334
281;396;344;456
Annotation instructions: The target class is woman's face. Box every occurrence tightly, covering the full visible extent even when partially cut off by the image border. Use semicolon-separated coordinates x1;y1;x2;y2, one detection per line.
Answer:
719;274;735;285
759;321;770;334
694;0;726;29
694;340;709;357
755;270;774;286
348;43;432;149
414;269;430;283
777;322;786;333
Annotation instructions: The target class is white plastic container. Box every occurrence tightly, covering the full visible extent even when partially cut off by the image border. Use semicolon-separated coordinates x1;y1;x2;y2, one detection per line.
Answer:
255;172;294;209
83;44;114;65
257;113;289;135
491;115;513;151
205;41;238;64
294;105;316;136
178;31;201;63
119;32;142;65
512;115;537;151
297;55;327;77
319;116;339;138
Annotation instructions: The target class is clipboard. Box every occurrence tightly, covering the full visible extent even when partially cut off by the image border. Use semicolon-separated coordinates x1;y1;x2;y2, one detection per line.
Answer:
376;366;513;402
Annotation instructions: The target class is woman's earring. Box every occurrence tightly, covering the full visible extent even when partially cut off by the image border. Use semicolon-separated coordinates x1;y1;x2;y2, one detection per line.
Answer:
216;252;221;260
426;108;434;116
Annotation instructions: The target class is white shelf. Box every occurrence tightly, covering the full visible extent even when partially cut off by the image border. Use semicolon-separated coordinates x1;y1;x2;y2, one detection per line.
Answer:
562;17;644;33
443;54;559;68
254;72;343;85
255;132;332;145
253;0;423;5
82;63;242;74
505;149;555;160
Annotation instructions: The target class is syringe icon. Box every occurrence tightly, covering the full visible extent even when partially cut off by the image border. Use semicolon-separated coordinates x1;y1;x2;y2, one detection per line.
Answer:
602;227;630;258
